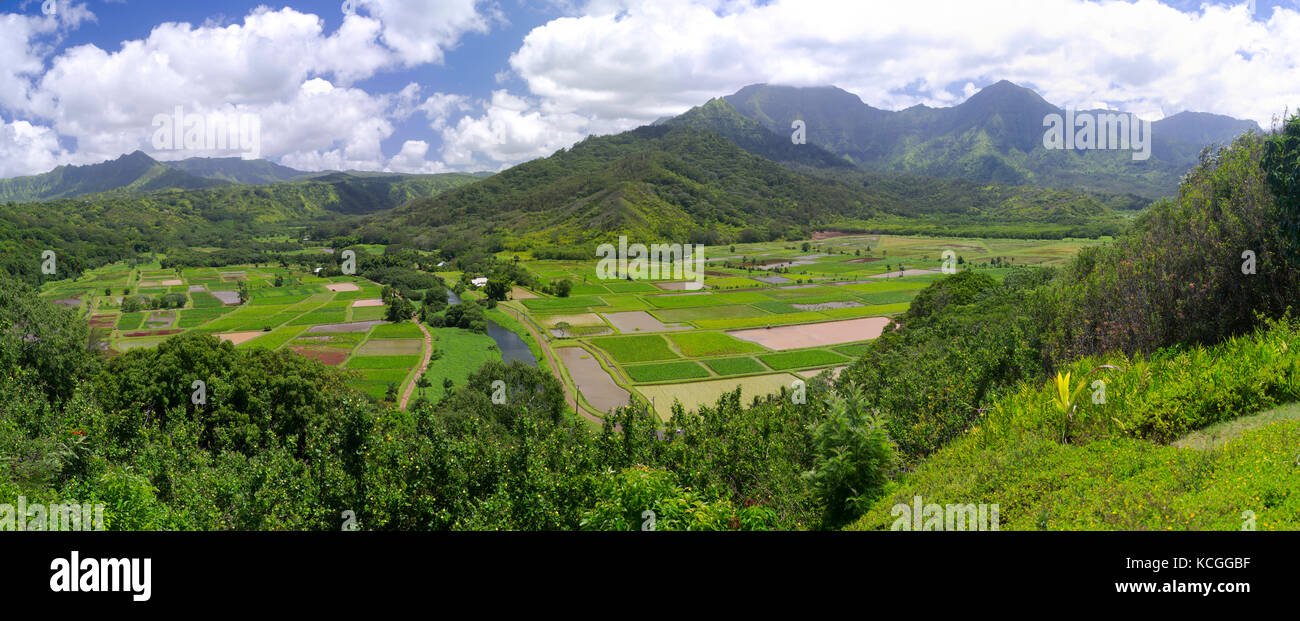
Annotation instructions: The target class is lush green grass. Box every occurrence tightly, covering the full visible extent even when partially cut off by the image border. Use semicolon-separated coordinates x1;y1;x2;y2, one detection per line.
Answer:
351;305;387;321
352;369;411;400
346;355;422;370
820;303;909;318
589;334;678;363
250;294;310;306
757;349;849;370
1173;402;1300;450
625;361;712;383
417;328;501;401
116;313;146;330
369;322;422;339
644;291;769;309
604;281;659;293
237;325;307;351
520;296;602;312
848;320;1300;531
855;290;919;305
850;420;1300;531
189;291;225;308
832;343;873;357
703;356;769;376
666;331;767;357
177;308;229;328
751;301;799;314
653;304;770;322
693;311;829;331
287;308;347;326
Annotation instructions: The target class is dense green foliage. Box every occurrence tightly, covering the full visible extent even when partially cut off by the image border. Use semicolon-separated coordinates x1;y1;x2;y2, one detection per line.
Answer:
1045;133;1299;364
0;151;225;203
345;122;1132;252
0;170;482;286
1262;112;1300;261
850;319;1300;531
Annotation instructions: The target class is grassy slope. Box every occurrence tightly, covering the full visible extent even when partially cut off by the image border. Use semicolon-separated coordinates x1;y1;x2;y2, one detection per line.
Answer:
848;321;1300;531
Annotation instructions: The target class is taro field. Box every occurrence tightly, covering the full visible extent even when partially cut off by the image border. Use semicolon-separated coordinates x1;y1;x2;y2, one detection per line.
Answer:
502;234;1099;421
38;260;436;404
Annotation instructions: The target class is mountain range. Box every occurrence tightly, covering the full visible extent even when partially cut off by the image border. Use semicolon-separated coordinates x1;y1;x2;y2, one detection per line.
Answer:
0;80;1262;259
722;80;1260;197
0;151;490;204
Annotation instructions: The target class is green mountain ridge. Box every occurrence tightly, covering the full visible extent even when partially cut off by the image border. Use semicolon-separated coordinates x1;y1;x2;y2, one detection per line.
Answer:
724;81;1262;198
0;170;485;284
0;151;230;203
341;120;1136;251
165;156;307;185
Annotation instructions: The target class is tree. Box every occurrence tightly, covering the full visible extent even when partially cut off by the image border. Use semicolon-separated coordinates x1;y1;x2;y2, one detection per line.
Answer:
385;298;414;322
554;279;572;298
484;276;510;302
1263;111;1300;262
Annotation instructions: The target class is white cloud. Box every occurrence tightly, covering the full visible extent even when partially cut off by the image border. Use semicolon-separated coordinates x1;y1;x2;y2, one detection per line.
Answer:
509;0;1300;128
0;117;67;178
0;3;500;173
353;0;497;66
437;89;625;170
419;92;474;130
387;139;453;173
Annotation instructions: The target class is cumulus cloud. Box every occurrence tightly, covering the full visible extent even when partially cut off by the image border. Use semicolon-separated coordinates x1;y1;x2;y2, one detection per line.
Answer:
436;89;628;170
0;3;500;173
387;139;454;173
353;0;497;66
0;117;67;178
510;0;1300;127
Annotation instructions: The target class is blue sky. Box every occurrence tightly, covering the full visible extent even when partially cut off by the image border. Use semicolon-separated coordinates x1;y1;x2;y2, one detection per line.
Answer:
0;0;1297;178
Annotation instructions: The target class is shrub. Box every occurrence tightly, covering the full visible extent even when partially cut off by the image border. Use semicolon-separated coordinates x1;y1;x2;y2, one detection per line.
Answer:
804;382;898;528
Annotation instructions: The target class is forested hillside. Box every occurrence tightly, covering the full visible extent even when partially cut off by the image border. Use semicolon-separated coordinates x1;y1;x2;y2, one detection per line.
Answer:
339;121;1135;253
0;171;484;285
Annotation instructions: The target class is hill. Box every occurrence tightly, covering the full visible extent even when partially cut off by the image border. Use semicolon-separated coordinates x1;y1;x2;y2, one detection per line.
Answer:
724;81;1261;198
0;151;229;202
0;171;485;284
344;121;1136;252
165;156;307;185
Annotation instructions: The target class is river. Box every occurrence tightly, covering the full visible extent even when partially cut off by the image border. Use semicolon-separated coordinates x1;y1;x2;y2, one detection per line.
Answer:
446;288;536;367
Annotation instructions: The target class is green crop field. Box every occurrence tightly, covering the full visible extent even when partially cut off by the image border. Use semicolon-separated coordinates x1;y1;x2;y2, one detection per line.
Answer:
588;334;679;363
703;356;769;376
370;322;422;338
758;349;850;370
625;361;711;382
501;234;1108;426
666;331;767;357
346;355;422;370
